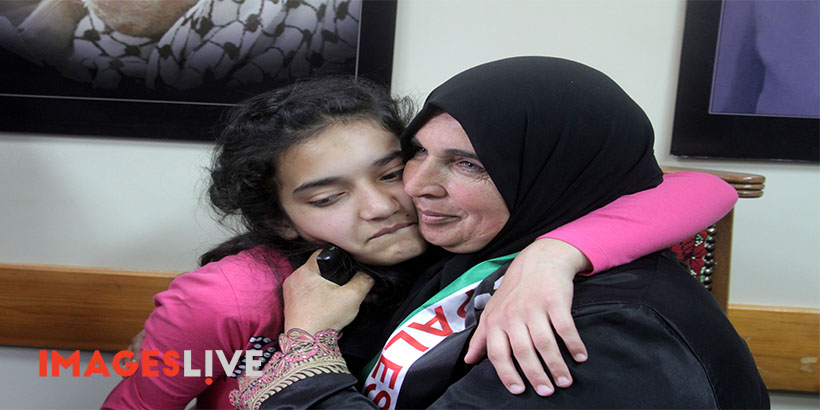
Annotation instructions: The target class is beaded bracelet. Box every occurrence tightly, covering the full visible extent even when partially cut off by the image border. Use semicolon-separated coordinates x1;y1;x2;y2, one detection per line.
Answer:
230;328;348;410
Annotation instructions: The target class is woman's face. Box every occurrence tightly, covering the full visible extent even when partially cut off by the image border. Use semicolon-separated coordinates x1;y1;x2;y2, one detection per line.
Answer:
403;113;510;254
276;120;428;265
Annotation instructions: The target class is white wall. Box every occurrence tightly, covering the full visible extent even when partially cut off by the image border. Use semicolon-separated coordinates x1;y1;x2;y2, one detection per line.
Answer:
0;347;121;409
0;0;817;407
0;136;227;272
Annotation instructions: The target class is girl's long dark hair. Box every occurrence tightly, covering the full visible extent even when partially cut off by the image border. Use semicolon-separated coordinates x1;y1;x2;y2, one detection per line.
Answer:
200;75;418;311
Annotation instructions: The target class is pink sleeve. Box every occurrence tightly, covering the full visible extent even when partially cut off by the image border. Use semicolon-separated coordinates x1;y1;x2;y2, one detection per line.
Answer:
101;265;251;410
539;172;738;274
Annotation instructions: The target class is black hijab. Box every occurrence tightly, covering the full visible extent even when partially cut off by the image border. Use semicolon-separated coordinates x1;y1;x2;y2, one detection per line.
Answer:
391;56;663;324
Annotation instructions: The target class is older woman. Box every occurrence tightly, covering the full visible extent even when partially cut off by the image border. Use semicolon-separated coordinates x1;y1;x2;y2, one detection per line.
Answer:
237;57;768;409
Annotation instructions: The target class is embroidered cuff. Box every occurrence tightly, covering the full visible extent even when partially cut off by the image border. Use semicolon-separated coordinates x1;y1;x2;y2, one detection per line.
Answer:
230;328;349;410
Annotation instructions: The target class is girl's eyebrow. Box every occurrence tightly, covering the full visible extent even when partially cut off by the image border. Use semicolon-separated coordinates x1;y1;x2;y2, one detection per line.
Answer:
372;150;403;167
292;177;341;195
292;151;402;195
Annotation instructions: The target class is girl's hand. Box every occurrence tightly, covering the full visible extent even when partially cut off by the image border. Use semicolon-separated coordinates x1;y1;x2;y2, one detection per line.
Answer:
283;249;375;334
465;239;590;397
126;328;146;363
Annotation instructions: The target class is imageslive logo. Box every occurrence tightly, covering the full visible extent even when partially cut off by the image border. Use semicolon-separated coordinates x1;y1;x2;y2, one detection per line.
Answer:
39;349;264;384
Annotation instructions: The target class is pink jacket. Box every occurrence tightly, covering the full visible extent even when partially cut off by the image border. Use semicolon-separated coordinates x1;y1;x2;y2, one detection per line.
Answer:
102;247;292;409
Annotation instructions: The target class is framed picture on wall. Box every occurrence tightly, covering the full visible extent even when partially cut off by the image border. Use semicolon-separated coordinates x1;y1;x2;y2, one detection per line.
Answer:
0;0;396;141
671;0;819;162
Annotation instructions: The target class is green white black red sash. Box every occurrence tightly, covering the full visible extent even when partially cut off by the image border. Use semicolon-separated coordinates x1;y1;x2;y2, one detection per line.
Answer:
360;253;517;410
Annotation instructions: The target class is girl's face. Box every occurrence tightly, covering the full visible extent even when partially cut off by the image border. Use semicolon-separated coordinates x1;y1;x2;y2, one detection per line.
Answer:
276;120;428;265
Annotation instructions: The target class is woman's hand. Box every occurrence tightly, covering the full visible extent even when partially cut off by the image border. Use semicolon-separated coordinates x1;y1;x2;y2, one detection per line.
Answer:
464;239;590;396
283;249;375;334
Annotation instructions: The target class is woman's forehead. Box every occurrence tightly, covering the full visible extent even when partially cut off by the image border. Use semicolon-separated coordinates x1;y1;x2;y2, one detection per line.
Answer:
415;113;476;153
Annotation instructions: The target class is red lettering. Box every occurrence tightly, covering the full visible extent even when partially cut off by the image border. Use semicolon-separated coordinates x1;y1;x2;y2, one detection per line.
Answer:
457;290;475;318
113;351;138;377
366;380;394;409
51;350;80;377
408;306;453;337
39;350;47;377
369;355;403;389
83;350;111;377
141;350;160;377
162;350;180;377
385;330;428;352
373;390;392;410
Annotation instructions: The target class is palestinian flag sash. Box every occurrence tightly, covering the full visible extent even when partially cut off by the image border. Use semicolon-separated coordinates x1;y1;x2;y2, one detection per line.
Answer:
360;253;517;410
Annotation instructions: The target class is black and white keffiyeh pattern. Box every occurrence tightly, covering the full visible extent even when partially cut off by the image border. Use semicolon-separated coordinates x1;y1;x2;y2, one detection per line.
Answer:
19;0;360;93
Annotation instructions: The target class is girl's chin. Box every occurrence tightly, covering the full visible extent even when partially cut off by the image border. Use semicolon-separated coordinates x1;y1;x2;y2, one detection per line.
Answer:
360;240;428;266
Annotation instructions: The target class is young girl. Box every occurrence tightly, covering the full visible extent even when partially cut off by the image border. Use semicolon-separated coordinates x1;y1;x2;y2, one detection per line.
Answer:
102;76;737;409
